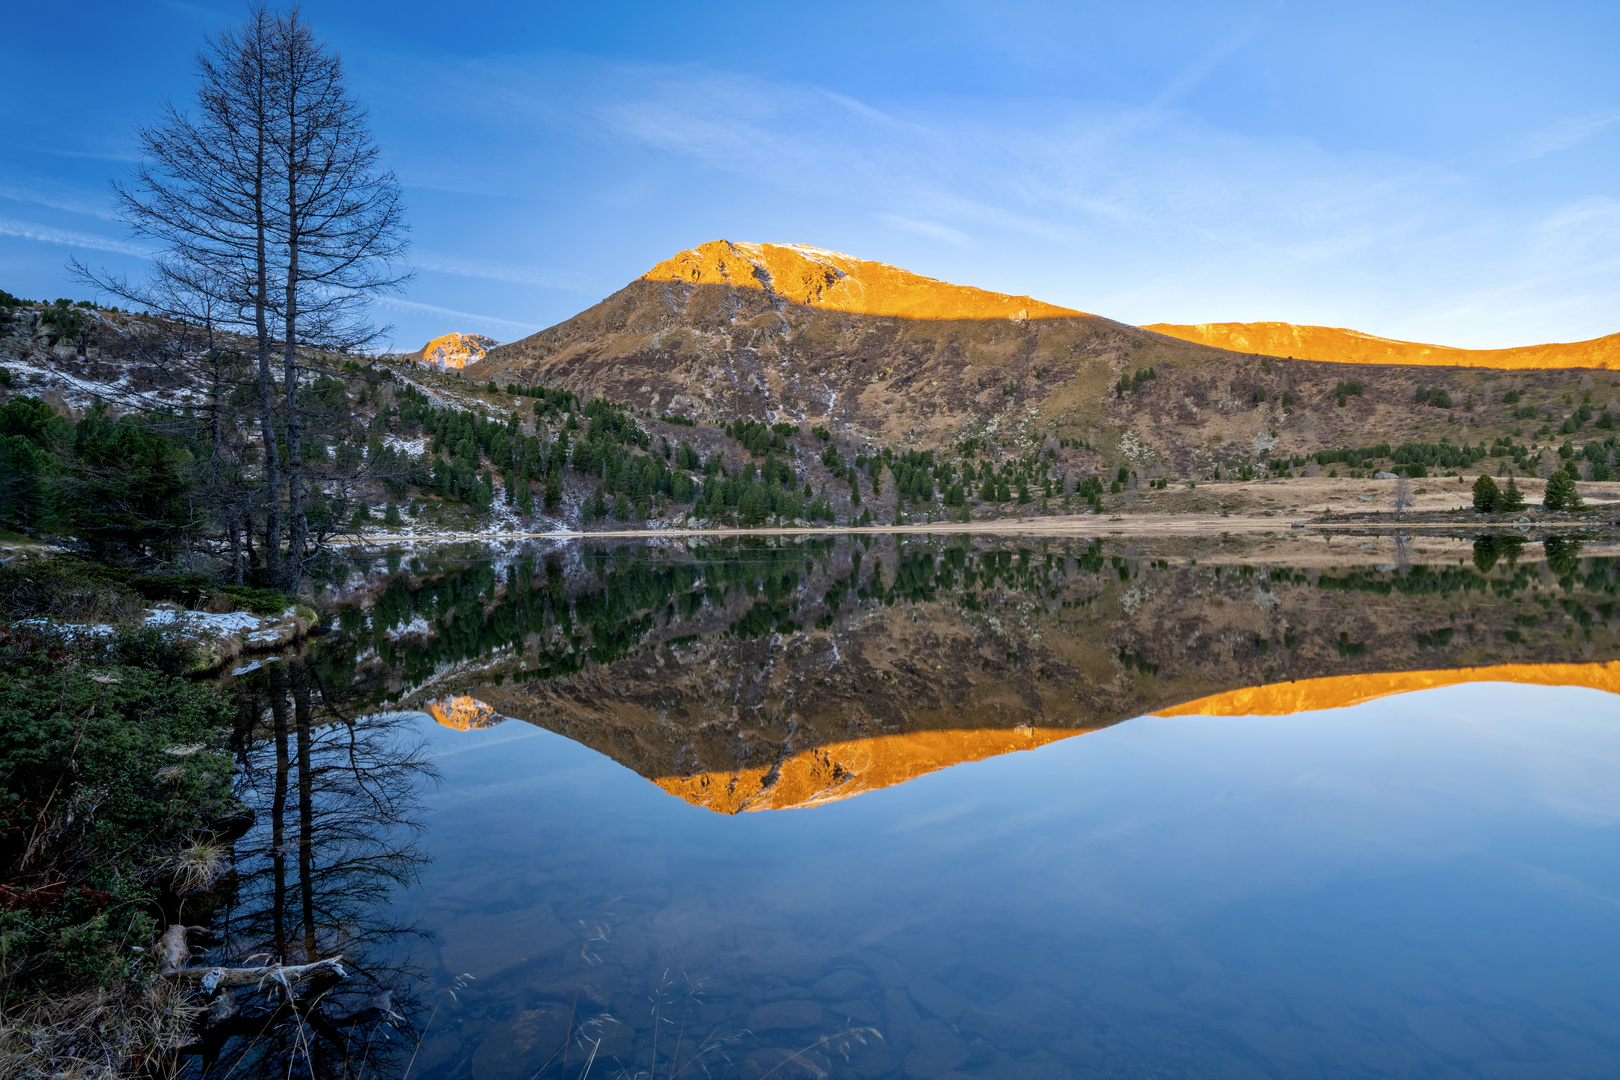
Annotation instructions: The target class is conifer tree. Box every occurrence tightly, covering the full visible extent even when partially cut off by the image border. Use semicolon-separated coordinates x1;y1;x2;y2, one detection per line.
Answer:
1543;470;1582;511
1497;475;1526;512
1471;474;1499;513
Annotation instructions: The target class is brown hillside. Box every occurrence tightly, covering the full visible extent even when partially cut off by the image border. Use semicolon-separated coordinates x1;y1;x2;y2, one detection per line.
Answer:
1146;321;1620;371
470;241;1616;475
473;239;1234;456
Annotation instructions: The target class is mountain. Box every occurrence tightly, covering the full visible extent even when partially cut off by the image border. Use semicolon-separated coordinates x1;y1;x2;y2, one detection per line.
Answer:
469;240;1615;476
469;239;1171;450
1144;322;1620;371
415;331;495;370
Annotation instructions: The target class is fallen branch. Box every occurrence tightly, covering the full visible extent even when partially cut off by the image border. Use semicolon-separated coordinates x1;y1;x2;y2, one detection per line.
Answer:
163;957;346;993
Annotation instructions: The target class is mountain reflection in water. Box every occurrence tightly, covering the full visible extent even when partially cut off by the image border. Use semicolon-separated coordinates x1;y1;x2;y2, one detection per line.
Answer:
320;532;1618;812
207;531;1619;1078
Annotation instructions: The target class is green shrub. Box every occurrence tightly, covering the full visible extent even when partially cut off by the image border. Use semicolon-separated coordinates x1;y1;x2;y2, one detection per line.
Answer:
0;557;143;624
0;650;235;996
218;585;293;615
57;408;196;558
102;622;199;676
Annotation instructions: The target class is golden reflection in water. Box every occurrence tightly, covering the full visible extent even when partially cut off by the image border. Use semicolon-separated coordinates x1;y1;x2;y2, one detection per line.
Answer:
1154;662;1620;717
643;240;1085;323
656;663;1620;813
654;726;1090;814
1143;321;1620;371
426;664;1618;814
426;695;503;731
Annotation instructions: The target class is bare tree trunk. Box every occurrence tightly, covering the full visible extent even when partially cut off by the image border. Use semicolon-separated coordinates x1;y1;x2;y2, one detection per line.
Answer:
270;668;291;962
245;7;281;586
228;512;244;585
256;164;282;586
283;205;304;591
294;668;318;963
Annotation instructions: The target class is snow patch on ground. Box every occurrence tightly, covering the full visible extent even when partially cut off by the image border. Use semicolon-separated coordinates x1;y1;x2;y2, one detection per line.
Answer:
145;608;288;634
385;435;427;455
385;615;432;639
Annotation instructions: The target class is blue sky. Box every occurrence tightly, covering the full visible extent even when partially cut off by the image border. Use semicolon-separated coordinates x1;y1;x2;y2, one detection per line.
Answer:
2;1;1616;351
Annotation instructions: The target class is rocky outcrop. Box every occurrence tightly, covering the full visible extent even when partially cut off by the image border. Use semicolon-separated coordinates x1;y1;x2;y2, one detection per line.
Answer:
415;332;496;370
144;603;317;673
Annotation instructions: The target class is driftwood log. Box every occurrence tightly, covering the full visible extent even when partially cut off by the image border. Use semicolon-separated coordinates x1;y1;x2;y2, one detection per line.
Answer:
155;923;346;992
167;957;348;993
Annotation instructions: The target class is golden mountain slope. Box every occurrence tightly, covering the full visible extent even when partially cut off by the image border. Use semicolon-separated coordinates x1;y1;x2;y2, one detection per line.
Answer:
1145;322;1620;371
1155;661;1620;717
643;240;1085;321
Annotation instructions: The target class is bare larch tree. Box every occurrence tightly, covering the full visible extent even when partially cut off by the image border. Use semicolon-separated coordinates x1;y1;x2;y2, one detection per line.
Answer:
77;5;407;591
268;14;408;587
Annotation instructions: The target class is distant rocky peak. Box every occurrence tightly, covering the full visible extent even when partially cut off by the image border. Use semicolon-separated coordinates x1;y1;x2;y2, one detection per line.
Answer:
416;332;498;370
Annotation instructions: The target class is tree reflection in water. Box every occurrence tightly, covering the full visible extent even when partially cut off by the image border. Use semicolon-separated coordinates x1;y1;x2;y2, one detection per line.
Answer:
191;659;439;1078
175;531;1616;1076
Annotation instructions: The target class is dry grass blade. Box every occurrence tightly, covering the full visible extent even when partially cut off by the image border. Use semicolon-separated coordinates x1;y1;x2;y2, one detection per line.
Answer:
0;980;203;1080
167;838;228;894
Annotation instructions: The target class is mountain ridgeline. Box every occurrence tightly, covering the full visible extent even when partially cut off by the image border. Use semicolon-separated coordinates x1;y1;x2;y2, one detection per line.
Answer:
470;240;1620;479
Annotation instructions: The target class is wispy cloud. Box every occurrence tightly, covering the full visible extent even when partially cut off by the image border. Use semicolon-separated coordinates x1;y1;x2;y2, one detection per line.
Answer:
0;216;151;257
874;214;971;245
372;295;541;338
0;178;121;221
1503;109;1620;165
412;251;602;294
1148;15;1268;109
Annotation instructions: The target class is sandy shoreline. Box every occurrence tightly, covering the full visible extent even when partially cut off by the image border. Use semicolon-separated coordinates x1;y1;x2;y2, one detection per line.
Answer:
339;512;1616;546
336;476;1619;546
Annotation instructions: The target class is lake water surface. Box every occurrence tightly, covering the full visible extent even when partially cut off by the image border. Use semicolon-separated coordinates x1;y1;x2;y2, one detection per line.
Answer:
217;533;1620;1080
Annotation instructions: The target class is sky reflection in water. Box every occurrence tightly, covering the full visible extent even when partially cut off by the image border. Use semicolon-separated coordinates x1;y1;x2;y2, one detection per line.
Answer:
395;680;1620;1080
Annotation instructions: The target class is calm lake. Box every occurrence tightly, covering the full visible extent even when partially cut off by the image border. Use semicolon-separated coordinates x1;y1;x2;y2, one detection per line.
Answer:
216;532;1620;1080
